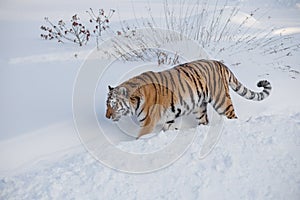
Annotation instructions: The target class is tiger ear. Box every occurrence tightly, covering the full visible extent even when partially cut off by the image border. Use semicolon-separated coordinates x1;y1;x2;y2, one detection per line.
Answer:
118;87;128;98
108;85;114;91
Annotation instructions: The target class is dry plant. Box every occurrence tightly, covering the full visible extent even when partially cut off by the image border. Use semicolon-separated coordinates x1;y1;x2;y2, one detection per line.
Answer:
86;8;115;49
109;0;299;65
156;52;180;66
41;15;90;46
109;24;185;65
40;8;114;47
39;1;299;67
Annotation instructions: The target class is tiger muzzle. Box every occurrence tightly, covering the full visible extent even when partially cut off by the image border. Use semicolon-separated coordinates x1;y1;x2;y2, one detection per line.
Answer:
106;108;112;119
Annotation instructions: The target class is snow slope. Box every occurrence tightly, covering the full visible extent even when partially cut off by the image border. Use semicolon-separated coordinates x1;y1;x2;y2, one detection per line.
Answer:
1;113;299;199
1;0;300;199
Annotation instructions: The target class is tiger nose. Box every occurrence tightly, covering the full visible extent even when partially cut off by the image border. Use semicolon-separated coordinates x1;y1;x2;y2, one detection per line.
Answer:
106;109;112;119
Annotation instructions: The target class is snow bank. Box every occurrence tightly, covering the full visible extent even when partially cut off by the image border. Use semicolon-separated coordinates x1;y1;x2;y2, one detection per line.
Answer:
1;113;299;199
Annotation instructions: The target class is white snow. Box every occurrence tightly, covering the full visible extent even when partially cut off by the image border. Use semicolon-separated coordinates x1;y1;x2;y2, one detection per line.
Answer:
1;0;300;199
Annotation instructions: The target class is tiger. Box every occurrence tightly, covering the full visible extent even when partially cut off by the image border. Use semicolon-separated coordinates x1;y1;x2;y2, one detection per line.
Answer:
105;59;271;139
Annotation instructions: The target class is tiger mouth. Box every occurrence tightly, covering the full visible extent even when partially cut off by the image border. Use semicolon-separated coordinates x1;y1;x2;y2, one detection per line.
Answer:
112;116;121;122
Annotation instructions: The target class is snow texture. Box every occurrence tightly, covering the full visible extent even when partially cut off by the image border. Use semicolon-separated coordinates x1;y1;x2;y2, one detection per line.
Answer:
0;0;300;199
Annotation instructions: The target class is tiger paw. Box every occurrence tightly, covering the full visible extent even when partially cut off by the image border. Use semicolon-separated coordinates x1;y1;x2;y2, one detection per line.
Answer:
198;119;209;125
197;115;209;125
163;122;178;131
199;122;208;126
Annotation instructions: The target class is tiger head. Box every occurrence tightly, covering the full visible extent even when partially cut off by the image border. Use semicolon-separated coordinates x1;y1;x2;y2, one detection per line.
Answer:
105;85;131;121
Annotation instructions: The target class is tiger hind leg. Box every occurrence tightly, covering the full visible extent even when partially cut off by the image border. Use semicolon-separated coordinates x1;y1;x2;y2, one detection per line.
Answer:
162;110;178;131
196;102;209;125
162;119;178;131
214;94;238;119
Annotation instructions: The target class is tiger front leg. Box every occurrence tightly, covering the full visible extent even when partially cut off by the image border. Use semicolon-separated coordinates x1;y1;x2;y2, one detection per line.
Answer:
137;113;160;139
162;109;180;131
137;125;155;139
196;102;209;125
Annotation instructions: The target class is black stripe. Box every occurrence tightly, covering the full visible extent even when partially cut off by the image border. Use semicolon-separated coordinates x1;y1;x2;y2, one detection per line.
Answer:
256;93;260;100
215;93;226;111
212;80;223;108
202;63;212;102
171;94;175;113
137;108;144;117
264;86;272;90
148;71;160;85
213;62;226;106
182;67;191;79
228;110;234;118
126;81;138;88
208;67;222;108
190;66;205;100
257;93;261;100
167;70;176;87
175;108;181;118
166;70;177;110
163;73;169;96
196;113;206;120
121;99;130;110
221;104;233;115
249;91;255;100
183;101;190;111
158;72;165;95
135;97;141;112
186;84;195;108
201;102;207;111
181;68;195;108
186;66;201;103
158;71;164;85
259;93;265;100
143;73;156;87
189;73;201;101
207;62;217;96
175;68;186;93
166;71;175;94
175;68;185;106
241;87;248;96
139;115;147;122
166;120;175;124
263;89;270;96
144;73;158;105
234;84;241;92
177;91;184;106
136;76;148;84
